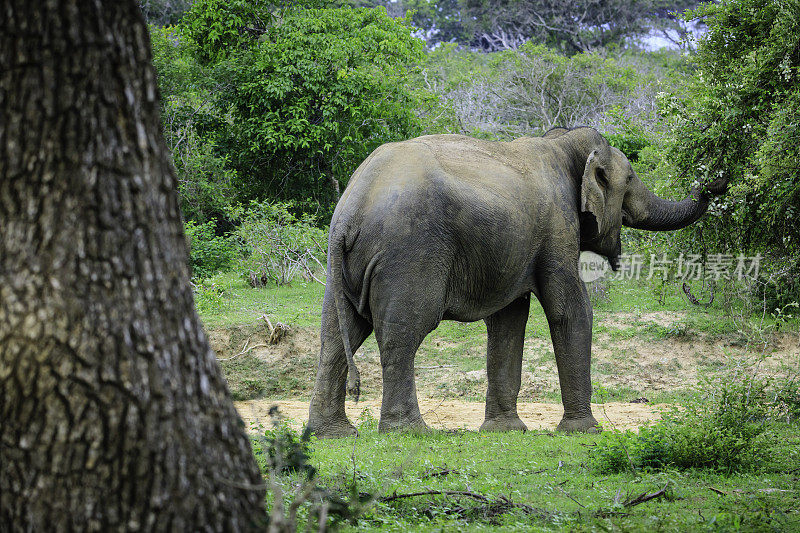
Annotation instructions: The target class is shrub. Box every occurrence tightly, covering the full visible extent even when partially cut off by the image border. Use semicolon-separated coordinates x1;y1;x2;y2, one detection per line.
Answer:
229;201;327;286
593;373;775;474
184;219;238;280
191;274;229;314
258;421;316;478
249;408;371;531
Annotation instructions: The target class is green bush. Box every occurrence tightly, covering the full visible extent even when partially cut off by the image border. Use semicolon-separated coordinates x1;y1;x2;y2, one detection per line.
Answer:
180;4;428;216
229;201;327;286
670;0;800;269
184;219;238;280
255;421;316;478
192;275;228;314
593;374;774;474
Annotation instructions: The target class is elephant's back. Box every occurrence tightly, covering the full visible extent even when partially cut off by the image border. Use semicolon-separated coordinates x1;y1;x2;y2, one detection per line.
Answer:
342;136;550;210
333;135;558;248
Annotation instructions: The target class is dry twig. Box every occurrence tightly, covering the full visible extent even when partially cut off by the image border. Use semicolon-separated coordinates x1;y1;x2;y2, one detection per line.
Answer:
623;484;669;508
216;338;270;361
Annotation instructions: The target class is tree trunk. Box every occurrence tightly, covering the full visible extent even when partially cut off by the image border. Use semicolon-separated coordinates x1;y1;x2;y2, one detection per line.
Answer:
0;1;266;530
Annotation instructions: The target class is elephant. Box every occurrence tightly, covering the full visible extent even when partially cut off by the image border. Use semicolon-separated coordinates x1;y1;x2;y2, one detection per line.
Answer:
307;126;726;436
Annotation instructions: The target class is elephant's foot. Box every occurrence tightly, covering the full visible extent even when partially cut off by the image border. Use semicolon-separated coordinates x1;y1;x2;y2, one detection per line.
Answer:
480;414;528;432
307;416;358;438
556;415;601;434
307;402;357;438
378;415;429;434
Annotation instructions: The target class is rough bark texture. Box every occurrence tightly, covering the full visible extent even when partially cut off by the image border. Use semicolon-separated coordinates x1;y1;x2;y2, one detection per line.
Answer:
0;1;266;530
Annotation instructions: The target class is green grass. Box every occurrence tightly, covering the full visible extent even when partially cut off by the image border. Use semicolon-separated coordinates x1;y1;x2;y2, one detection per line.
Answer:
196;271;326;329
204;274;800;530
256;420;800;532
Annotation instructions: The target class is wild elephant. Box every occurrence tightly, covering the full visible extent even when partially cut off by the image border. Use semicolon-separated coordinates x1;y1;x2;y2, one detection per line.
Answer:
307;127;726;436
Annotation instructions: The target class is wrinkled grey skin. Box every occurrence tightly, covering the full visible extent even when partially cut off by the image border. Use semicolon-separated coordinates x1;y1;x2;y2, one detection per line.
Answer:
308;127;727;437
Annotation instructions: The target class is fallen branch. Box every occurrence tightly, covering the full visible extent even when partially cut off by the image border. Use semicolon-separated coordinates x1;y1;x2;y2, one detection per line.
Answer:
708;486;727;496
623;484;668;508
216;338;270;361
416;364;456;370
380;490;550;520
380;490;489;503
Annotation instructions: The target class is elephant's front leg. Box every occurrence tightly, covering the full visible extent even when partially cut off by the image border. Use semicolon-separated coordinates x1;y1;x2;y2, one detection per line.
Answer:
480;296;530;432
538;270;600;433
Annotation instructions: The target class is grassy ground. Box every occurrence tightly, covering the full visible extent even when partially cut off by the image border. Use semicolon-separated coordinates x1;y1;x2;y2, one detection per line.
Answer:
253;419;799;531
250;419;800;531
198;273;800;531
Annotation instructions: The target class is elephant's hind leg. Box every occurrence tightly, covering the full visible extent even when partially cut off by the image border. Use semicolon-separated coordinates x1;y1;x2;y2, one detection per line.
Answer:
480;295;530;432
308;294;372;438
373;320;432;433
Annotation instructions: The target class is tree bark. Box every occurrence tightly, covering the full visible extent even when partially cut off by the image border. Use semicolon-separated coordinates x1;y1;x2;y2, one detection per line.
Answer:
0;1;266;530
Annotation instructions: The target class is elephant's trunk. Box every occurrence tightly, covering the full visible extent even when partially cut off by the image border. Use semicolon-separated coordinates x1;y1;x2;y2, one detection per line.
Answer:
622;177;726;231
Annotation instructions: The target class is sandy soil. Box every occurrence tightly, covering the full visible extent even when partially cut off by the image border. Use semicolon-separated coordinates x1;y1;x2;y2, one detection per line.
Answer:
234;398;662;433
213;311;799;434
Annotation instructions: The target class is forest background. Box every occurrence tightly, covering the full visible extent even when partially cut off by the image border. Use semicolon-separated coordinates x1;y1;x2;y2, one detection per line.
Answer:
143;0;800;310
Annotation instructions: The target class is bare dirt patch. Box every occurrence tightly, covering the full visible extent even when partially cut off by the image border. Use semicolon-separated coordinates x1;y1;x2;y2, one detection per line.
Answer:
599;310;680;330
208;322;319;366
212;313;799;430
234;398;663;433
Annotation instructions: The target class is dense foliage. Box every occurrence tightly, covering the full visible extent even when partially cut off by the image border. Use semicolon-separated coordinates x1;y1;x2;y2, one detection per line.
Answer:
150;24;236;223
149;0;799;300
212;7;427;212
151;1;427;224
670;0;800;279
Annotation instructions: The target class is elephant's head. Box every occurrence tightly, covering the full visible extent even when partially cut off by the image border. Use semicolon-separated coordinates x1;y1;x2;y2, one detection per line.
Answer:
560;127;727;270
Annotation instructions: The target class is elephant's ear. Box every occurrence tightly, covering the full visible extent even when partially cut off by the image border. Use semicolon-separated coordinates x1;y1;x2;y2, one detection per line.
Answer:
580;150;606;236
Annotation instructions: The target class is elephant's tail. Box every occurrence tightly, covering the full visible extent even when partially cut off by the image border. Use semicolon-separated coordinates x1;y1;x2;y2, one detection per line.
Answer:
330;228;361;402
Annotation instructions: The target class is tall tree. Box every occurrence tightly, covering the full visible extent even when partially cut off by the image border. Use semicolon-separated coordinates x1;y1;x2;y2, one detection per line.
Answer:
0;1;266;530
396;0;702;52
